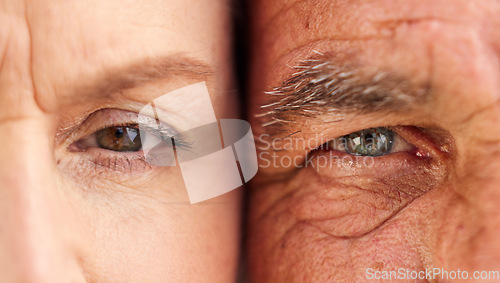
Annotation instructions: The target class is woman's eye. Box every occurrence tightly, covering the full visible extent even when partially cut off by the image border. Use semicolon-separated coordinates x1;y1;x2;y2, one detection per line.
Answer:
65;109;187;174
95;125;142;152
327;127;414;156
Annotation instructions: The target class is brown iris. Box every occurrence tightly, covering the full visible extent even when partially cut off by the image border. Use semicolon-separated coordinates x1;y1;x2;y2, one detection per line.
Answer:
96;126;142;152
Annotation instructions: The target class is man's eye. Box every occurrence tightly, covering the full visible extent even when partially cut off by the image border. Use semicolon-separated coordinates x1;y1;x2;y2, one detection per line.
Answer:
326;127;414;156
95;125;142;152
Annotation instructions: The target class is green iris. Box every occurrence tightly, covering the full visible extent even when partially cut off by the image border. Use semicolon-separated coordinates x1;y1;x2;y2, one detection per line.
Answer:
342;127;394;156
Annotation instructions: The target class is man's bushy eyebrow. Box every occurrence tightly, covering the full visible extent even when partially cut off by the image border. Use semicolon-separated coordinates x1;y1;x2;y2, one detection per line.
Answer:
257;52;429;127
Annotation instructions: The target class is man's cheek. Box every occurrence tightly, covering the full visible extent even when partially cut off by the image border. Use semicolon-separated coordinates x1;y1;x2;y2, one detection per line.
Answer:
252;156;440;240
248;183;430;282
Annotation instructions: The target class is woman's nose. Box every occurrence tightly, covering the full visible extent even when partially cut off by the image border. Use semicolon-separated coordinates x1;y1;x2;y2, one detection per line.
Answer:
0;117;87;283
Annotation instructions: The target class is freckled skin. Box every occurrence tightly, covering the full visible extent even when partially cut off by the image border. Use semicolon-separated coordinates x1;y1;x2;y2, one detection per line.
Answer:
248;0;500;282
0;0;239;282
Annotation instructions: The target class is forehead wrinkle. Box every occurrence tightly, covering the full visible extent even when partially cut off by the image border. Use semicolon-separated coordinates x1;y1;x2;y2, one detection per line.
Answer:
257;53;430;128
57;55;214;106
254;1;367;59
254;0;324;32
253;0;480;68
261;37;390;80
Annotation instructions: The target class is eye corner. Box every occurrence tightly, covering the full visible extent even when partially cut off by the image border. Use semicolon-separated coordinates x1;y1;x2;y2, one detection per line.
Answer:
67;140;88;153
397;126;456;160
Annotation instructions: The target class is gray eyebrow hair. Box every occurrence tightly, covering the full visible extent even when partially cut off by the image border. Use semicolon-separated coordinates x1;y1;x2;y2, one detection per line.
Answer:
257;52;429;127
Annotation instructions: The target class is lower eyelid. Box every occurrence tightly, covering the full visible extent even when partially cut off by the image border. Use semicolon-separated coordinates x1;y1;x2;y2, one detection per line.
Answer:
287;168;437;237
309;150;425;174
306;145;448;218
90;152;152;174
68;132;180;175
66;149;153;175
284;147;445;237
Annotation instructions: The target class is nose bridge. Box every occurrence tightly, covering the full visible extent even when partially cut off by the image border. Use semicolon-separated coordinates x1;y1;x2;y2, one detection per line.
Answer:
0;118;83;282
451;134;500;268
466;147;500;225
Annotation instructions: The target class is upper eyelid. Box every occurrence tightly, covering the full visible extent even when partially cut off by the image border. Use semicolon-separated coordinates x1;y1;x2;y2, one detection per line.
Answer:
62;108;180;147
328;126;410;145
327;128;413;154
259;109;420;146
260;126;416;156
90;111;196;151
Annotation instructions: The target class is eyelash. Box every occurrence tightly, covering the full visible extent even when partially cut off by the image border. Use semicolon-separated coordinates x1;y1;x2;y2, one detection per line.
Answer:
307;126;432;168
319;127;415;157
67;109;184;174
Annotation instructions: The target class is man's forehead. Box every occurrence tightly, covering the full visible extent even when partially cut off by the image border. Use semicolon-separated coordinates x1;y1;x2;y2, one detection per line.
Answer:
254;0;491;25
250;0;500;134
252;0;497;62
252;0;500;91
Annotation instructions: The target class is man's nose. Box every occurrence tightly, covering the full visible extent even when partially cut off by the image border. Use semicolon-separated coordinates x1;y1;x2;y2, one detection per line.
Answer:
444;118;500;273
0;118;87;283
464;150;500;263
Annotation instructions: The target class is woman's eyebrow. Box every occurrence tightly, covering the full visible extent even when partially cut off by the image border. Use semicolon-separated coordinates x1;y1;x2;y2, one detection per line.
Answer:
257;55;430;127
60;55;214;104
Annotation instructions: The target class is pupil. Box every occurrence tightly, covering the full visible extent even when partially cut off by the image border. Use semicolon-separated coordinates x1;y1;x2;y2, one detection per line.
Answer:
363;133;375;151
95;126;142;152
114;128;124;139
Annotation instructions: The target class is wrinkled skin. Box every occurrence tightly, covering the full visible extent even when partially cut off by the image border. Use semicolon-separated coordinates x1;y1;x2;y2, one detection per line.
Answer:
0;0;240;282
247;0;500;282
